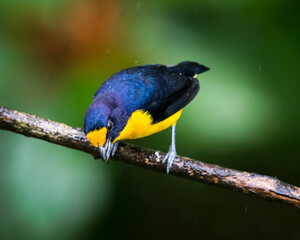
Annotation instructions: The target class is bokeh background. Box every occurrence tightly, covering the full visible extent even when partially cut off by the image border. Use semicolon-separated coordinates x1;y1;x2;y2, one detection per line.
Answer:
0;0;299;239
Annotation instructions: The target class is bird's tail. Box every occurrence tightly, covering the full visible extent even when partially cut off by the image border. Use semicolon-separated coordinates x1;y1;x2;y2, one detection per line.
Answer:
168;61;210;77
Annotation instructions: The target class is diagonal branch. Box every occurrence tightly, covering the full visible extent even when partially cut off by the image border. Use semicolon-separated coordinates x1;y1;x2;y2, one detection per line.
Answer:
1;105;299;209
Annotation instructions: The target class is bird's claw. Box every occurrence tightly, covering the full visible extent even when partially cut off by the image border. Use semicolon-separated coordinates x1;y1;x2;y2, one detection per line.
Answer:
163;146;177;174
111;141;120;157
98;139;117;163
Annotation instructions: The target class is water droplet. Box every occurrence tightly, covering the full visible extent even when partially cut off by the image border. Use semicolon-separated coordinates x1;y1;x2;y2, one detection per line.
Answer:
136;2;141;12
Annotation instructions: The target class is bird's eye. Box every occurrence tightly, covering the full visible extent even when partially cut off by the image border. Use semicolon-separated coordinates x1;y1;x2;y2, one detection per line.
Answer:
107;120;114;131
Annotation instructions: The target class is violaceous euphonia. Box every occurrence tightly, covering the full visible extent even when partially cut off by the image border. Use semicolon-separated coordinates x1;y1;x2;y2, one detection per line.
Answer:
84;61;209;173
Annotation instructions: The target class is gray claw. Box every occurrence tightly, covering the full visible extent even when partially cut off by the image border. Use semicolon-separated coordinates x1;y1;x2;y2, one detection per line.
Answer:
163;124;177;174
164;146;177;174
111;141;120;157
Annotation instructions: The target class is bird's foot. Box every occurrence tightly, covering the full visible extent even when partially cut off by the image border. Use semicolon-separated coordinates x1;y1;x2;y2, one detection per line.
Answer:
111;141;120;157
163;145;177;174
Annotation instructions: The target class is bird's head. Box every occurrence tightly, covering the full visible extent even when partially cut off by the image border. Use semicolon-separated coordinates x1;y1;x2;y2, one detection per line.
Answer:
84;98;126;162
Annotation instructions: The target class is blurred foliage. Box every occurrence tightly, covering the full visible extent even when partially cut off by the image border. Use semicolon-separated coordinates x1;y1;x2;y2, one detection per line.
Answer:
0;0;299;239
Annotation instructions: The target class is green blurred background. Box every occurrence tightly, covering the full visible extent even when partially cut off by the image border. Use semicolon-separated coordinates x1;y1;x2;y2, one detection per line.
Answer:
0;0;299;239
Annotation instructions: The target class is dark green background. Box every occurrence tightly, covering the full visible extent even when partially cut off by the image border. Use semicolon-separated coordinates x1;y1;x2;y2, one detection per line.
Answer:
0;0;299;239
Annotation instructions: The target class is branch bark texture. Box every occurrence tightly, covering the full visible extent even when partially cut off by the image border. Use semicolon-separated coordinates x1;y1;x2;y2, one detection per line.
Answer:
1;105;299;209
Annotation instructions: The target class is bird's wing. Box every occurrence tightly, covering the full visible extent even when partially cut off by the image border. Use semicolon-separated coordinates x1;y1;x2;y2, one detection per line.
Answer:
92;63;204;125
145;70;200;123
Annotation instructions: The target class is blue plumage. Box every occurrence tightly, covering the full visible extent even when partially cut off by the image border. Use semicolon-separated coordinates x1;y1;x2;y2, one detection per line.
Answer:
84;61;209;169
84;61;209;138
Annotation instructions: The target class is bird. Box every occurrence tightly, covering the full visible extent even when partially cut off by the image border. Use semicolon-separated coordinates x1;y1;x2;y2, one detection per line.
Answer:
84;61;209;173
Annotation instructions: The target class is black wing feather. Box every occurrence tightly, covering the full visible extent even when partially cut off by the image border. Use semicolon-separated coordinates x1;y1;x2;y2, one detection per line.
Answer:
115;61;207;124
164;78;199;117
147;74;200;123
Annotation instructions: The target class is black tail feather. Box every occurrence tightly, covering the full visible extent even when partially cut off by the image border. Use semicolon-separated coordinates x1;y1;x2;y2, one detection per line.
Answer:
168;61;210;77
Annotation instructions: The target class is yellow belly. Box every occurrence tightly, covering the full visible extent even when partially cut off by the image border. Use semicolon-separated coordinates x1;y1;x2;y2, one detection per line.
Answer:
113;109;183;143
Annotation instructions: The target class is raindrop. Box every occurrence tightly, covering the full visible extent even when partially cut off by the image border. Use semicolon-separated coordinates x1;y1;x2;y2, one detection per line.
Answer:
136;2;141;12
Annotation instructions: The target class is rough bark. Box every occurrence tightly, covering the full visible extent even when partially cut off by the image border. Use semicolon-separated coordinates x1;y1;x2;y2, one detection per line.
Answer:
1;105;299;209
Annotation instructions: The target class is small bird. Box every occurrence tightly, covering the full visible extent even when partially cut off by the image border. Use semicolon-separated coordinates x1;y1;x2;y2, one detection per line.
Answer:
84;61;209;173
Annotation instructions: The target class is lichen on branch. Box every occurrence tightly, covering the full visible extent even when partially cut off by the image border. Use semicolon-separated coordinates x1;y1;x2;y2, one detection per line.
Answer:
1;105;299;209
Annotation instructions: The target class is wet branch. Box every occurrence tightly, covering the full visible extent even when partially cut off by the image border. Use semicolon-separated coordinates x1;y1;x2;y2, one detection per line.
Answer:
1;105;299;209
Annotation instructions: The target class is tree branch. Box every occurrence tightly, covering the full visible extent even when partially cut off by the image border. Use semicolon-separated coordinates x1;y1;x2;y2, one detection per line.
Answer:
1;105;299;209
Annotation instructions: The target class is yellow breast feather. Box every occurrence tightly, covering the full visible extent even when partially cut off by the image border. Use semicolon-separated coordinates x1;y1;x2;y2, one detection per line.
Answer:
113;109;183;143
86;127;107;147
